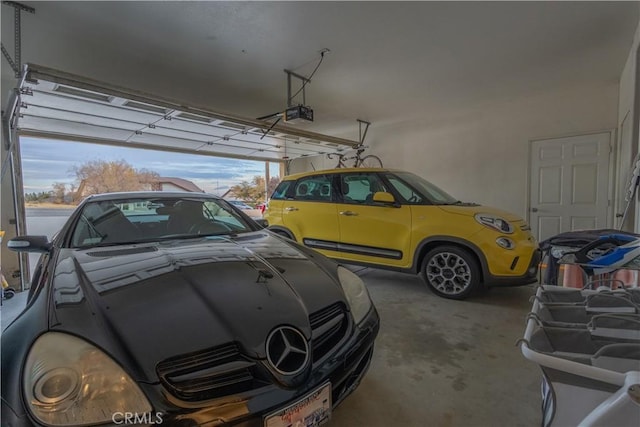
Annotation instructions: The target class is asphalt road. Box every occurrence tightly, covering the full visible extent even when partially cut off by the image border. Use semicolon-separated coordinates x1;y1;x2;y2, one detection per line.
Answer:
25;208;74;236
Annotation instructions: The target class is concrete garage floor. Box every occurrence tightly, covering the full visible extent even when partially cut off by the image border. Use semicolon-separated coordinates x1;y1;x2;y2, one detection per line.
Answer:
1;269;542;426
331;268;541;427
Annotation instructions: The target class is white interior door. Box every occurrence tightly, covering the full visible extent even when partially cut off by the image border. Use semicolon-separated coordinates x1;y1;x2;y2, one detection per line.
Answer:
530;132;611;242
616;112;636;230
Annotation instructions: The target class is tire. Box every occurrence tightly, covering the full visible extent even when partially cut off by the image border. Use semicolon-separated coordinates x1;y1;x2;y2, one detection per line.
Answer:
358;155;383;168
3;288;15;300
420;245;480;300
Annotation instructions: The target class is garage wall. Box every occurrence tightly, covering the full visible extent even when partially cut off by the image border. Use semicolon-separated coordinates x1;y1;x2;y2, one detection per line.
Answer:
616;18;640;232
292;17;640;228
292;82;619;222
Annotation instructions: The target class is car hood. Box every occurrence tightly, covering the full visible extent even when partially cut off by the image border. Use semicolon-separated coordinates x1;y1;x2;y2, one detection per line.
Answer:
437;204;525;222
48;232;346;382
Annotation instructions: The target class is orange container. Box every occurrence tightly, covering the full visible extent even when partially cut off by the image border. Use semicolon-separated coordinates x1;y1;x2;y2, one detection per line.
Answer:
562;265;639;289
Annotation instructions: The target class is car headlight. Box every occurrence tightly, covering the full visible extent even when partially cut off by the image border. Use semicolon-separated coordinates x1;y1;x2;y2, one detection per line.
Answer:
23;332;152;426
337;266;372;325
474;213;514;234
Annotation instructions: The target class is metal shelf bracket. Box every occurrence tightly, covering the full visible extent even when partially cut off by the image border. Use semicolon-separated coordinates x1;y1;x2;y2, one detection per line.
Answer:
1;1;35;78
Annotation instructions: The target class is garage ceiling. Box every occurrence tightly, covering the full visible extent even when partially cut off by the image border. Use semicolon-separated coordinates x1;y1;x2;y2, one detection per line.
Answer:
2;2;639;144
15;64;360;162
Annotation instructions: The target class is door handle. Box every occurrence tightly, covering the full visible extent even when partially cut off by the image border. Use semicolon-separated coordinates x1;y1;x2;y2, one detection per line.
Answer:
339;211;358;216
285;207;299;212
531;207;538;213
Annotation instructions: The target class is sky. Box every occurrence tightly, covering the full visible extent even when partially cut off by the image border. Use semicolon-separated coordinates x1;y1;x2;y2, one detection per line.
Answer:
20;137;281;196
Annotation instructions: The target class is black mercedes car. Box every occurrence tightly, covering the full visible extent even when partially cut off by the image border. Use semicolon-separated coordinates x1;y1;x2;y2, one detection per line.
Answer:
2;192;379;426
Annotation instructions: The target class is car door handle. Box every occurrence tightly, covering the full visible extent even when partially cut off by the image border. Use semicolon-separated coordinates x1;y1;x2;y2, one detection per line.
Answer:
339;211;358;216
285;207;299;212
531;207;538;212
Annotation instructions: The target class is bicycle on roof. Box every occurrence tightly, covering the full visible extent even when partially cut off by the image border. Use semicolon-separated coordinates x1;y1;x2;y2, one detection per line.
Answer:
327;145;383;168
327;119;383;168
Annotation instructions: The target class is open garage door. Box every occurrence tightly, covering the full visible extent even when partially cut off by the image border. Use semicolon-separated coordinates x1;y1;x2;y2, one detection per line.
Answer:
2;63;360;289
15;63;359;161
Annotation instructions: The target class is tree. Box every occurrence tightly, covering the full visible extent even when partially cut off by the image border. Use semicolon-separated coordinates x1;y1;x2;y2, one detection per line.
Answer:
228;175;281;205
25;192;51;202
228;181;256;203
51;182;67;204
73;160;159;196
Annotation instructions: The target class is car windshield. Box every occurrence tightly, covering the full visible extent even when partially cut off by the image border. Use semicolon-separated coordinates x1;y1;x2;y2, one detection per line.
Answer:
385;171;459;205
70;196;254;248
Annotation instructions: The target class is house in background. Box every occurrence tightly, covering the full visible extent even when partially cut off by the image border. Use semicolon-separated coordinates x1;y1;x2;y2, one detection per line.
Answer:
151;177;203;193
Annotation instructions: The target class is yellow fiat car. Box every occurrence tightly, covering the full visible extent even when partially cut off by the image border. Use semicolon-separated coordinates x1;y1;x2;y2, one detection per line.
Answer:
264;168;540;299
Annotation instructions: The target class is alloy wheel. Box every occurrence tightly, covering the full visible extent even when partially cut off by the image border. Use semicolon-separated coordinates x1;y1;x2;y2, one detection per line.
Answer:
425;251;472;296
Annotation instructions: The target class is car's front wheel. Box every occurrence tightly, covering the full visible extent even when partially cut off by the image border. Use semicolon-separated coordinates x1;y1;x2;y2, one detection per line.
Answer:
421;246;480;300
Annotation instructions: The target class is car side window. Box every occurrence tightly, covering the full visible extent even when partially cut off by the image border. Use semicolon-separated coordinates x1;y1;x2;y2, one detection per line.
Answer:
271;181;292;200
341;173;388;205
292;175;333;202
386;176;424;204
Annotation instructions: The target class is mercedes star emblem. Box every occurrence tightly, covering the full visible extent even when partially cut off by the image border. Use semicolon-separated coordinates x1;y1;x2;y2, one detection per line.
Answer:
266;326;310;375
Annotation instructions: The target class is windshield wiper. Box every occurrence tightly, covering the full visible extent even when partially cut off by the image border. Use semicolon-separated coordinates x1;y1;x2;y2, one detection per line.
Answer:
76;231;246;249
77;235;199;248
80;239;157;248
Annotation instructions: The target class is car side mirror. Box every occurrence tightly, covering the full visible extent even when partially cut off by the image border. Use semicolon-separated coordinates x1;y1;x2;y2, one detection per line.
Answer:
254;219;269;228
7;236;52;253
372;192;398;206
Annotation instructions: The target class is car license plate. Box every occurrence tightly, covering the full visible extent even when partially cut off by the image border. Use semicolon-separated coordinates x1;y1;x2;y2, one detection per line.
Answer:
264;383;331;427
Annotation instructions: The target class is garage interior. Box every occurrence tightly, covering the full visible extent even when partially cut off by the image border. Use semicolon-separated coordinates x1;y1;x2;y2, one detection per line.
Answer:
1;2;640;426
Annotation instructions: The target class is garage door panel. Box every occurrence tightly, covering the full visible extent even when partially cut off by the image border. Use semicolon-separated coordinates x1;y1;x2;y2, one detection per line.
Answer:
20;108;144;132
161;116;247;137
16;63;361;163
130;133;282;160
19;115;138;141
28;89;163;124
141;125;228;144
128;132;209;151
